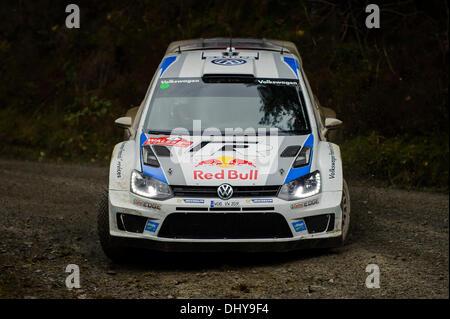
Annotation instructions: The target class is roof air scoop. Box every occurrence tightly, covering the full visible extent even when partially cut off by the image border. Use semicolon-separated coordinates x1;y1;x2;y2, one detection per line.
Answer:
201;55;255;77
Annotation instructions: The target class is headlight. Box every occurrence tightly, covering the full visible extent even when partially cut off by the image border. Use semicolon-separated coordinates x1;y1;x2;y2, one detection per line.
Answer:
278;170;321;201
130;170;173;200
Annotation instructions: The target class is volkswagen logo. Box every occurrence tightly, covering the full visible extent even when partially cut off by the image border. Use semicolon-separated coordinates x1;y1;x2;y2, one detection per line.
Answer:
211;58;247;66
217;183;234;200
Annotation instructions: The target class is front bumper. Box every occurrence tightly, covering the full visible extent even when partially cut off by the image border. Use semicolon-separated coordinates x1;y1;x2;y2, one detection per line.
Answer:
107;189;344;252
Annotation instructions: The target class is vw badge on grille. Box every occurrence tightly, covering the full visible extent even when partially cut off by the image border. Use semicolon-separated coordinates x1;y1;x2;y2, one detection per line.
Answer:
217;183;233;200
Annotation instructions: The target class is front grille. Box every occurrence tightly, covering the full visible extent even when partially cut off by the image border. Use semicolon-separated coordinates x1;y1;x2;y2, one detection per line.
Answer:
116;213;148;233
304;214;335;234
158;212;293;239
171;185;280;198
209;207;241;211
242;207;274;211
176;207;208;211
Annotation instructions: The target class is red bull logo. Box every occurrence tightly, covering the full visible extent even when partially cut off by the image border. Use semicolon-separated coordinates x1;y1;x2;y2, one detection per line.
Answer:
195;156;256;168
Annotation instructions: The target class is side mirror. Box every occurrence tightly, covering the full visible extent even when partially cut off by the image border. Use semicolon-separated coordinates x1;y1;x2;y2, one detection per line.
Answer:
114;116;132;129
321;117;343;139
324;117;343;130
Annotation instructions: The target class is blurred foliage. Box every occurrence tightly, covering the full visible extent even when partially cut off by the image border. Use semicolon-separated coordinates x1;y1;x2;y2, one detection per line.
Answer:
341;132;449;189
0;0;448;188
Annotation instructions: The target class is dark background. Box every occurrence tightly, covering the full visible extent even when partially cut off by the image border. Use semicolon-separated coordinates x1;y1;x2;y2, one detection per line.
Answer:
0;0;448;188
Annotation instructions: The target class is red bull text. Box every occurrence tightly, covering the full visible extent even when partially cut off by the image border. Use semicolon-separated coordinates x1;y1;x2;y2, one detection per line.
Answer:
193;170;258;180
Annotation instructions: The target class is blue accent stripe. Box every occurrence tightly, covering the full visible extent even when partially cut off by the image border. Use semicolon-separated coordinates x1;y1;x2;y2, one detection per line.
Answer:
139;132;168;184
140;132;148;146
159;56;177;78
142;165;168;184
284;134;314;183
283;57;300;79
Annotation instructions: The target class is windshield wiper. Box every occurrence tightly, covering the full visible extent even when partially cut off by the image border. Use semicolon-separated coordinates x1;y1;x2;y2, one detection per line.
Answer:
147;130;172;135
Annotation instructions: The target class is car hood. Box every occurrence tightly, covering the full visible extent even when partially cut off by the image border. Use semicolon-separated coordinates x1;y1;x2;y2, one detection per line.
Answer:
139;133;314;186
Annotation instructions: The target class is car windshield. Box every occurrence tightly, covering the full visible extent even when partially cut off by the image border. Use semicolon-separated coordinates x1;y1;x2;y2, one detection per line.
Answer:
143;78;311;135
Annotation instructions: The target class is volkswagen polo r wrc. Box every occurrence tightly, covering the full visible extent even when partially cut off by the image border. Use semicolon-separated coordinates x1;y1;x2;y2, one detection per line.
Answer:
98;38;351;261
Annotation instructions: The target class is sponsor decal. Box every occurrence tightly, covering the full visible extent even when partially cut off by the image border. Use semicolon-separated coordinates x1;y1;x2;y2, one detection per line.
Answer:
177;199;205;204
133;199;161;210
292;220;307;232
194;170;258;180
210;200;239;208
291;202;303;209
160;83;170;89
257;79;298;86
116;161;122;179
302;198;319;207
143;136;193;148
117;143;125;160
144;220;160;233
328;143;336;179
194;156;259;181
211;58;247;66
161;79;200;84
116;143;125;178
246;199;274;204
196;156;256;168
290;198;319;209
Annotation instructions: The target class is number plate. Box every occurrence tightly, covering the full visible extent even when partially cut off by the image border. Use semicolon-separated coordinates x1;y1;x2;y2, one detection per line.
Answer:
210;200;240;208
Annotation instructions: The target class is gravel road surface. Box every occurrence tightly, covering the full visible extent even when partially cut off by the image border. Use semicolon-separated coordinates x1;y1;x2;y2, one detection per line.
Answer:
0;159;448;299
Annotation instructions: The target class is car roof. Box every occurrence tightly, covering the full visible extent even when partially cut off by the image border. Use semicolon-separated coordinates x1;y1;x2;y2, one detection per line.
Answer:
159;38;303;80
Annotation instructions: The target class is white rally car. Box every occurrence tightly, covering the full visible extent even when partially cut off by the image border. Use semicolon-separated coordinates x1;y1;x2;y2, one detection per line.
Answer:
98;38;351;261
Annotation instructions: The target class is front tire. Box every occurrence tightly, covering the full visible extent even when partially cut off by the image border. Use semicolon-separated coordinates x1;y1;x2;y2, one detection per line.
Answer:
340;179;351;244
97;191;130;263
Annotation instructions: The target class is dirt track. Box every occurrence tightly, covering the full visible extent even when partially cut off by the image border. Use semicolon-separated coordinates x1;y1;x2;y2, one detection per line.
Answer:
0;159;448;299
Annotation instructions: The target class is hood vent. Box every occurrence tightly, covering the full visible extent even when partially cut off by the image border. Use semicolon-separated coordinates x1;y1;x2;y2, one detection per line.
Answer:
280;145;301;157
152;145;171;157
